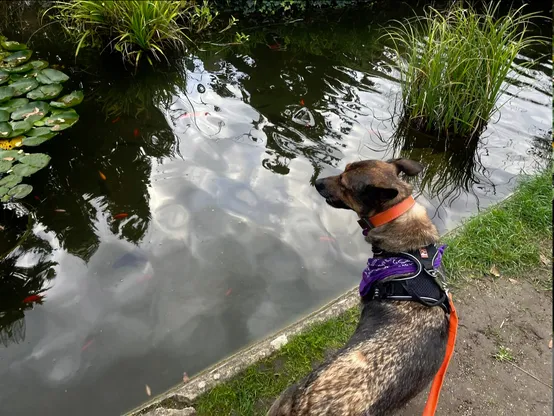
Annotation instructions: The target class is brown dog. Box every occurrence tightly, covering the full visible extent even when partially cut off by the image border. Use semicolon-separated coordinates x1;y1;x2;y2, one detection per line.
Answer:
267;159;450;416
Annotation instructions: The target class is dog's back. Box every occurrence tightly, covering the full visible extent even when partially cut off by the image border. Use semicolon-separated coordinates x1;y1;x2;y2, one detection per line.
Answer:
268;301;447;416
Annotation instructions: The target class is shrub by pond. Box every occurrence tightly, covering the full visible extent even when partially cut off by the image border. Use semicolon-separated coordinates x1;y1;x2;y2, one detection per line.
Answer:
0;37;83;202
385;4;544;140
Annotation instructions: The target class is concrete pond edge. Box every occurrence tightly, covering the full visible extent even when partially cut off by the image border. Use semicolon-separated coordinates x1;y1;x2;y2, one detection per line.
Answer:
126;287;361;416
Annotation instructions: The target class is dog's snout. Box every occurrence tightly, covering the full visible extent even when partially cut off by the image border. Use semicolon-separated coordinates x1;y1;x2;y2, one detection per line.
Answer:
315;179;325;192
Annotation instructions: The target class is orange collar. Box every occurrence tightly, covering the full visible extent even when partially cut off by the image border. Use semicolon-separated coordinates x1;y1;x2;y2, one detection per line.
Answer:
358;196;416;232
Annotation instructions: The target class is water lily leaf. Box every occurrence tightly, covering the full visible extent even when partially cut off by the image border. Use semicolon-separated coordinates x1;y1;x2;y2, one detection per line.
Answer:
5;62;34;74
0;110;8;122
1;41;27;51
0;97;28;112
12;162;43;176
0;70;8;85
0;122;12;138
36;68;69;84
50;90;84;108
33;120;45;127
26;83;62;100
0;85;14;102
0;173;22;188
22;133;57;146
7;183;32;199
8;74;24;83
28;60;49;71
27;126;52;136
3;50;33;66
0;159;12;172
8;120;32;137
0;186;8;196
46;109;79;130
0;149;22;160
11;102;50;122
19;153;50;168
10;79;39;96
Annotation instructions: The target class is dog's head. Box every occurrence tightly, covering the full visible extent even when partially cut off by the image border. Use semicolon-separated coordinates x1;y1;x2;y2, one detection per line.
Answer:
314;159;423;217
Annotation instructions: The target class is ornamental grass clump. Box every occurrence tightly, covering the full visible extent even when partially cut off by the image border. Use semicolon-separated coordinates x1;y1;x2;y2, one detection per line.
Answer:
385;4;543;139
45;0;217;66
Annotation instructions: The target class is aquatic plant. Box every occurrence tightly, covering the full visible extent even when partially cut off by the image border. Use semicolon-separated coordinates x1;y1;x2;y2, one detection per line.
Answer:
45;0;218;66
385;4;544;139
0;37;83;202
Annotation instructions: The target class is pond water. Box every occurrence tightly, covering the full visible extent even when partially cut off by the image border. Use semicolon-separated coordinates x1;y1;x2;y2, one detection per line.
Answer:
0;2;551;415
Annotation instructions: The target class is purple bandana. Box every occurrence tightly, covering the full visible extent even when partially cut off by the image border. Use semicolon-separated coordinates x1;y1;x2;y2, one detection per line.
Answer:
360;245;446;297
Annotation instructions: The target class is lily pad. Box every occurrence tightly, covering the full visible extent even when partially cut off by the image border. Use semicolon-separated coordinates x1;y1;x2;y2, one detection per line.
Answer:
3;50;33;66
36;68;69;84
33;120;45;127
0;149;22;160
22;133;57;146
27;126;52;136
28;60;49;71
0;70;8;85
0;110;8;122
0;173;22;188
7;183;32;199
19;153;50;169
1;40;27;51
50;90;84;108
26;83;62;100
5;62;34;74
0;97;28;112
0;159;12;173
10;79;39;96
0;186;7;197
46;109;79;130
12;162;43;176
0;122;12;138
0;85;14;102
8;74;25;83
11;102;50;122
8;120;32;137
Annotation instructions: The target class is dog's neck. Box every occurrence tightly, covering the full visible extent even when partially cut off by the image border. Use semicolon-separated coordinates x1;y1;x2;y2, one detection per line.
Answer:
364;202;439;253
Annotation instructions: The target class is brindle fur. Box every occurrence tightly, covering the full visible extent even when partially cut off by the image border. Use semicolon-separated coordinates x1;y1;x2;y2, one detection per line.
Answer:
267;159;449;416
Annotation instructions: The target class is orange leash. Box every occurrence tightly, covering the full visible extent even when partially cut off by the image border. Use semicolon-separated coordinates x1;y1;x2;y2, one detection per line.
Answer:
422;294;458;416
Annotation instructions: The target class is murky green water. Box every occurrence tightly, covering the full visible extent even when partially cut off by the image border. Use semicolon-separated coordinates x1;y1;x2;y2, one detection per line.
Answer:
0;2;551;415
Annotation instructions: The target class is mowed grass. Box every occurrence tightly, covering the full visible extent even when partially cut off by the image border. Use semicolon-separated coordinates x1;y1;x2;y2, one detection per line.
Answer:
192;171;552;415
385;4;544;139
443;170;552;281
195;308;359;416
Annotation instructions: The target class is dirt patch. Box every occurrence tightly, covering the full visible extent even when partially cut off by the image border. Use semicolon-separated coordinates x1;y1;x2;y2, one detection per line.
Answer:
399;268;552;415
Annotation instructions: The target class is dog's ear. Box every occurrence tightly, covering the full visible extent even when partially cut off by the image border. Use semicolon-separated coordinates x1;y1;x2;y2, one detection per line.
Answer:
357;184;399;203
388;158;424;176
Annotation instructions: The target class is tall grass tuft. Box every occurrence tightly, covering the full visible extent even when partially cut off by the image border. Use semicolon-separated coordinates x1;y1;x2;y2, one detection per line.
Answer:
385;4;544;139
45;1;217;66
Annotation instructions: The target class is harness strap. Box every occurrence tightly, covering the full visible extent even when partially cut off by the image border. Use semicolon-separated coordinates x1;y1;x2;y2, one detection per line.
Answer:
422;295;458;416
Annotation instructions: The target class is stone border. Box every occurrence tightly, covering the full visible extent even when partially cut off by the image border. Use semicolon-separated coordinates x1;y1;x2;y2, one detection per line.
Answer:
126;287;360;416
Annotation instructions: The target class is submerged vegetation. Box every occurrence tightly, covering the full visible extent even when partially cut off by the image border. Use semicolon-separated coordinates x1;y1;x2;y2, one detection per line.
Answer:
45;0;219;66
0;37;83;202
385;4;544;139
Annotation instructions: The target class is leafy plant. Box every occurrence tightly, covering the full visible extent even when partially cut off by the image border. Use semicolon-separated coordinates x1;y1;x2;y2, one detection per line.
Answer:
0;37;83;202
384;4;544;139
45;0;217;66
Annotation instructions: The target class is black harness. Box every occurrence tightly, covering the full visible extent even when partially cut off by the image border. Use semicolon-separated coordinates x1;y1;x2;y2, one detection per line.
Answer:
365;244;451;314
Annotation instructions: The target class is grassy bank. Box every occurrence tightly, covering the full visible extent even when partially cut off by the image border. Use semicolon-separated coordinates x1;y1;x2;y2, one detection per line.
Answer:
193;170;552;415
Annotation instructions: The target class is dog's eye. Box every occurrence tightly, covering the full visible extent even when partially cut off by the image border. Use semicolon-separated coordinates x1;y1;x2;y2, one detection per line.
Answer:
339;175;348;190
